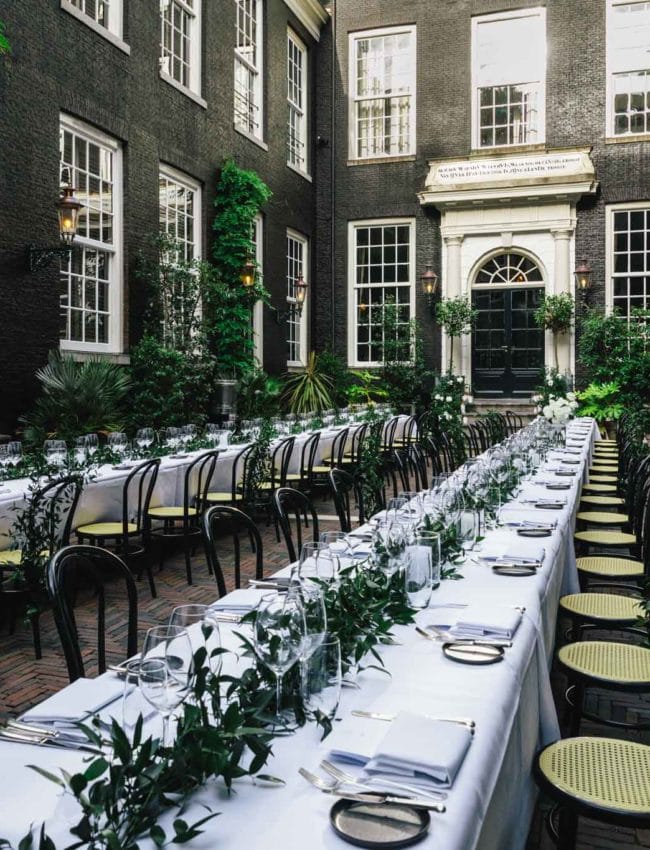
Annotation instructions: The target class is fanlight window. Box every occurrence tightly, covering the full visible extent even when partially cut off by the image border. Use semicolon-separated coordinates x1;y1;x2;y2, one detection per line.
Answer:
475;252;543;285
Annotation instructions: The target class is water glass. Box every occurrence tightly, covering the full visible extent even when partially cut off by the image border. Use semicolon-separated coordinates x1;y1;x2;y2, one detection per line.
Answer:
7;441;22;467
136;428;154;451
107;432;128;458
121;660;150;741
296;542;339;583
301;636;342;722
459;509;479;553
169;604;222;675
404;540;434;609
138;658;184;747
291;583;327;659
85;433;99;456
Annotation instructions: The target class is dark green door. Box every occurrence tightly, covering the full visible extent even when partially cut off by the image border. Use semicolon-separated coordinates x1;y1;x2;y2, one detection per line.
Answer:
472;287;545;398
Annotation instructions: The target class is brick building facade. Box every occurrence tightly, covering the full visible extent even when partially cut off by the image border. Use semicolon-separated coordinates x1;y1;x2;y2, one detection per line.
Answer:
1;0;650;432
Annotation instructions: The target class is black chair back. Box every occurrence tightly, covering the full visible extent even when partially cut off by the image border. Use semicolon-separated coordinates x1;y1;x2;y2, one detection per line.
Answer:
123;458;161;536
273;487;319;563
32;476;83;555
329;468;355;533
180;450;220;524
327;428;349;469
47;545;138;682
270;436;296;489
202;505;263;596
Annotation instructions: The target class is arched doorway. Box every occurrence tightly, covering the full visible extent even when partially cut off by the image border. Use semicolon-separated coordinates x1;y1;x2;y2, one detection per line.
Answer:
471;251;545;398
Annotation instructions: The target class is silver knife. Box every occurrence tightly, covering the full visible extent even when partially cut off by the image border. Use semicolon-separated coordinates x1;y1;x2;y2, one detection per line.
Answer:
351;709;475;729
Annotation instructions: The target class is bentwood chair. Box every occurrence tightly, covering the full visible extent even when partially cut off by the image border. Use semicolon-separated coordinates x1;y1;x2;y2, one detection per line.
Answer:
0;476;83;659
202;444;254;506
272;487;320;563
148;450;219;585
47;545;138;683
284;431;322;492
76;458;160;598
202;506;263;598
534;737;650;850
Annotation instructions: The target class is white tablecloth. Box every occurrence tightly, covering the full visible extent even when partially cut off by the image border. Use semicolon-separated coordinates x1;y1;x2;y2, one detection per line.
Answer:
0;418;597;850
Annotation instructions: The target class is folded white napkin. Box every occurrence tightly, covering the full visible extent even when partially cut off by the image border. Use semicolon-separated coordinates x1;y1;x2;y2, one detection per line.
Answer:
22;677;124;726
209;588;264;613
480;542;545;564
498;508;557;529
362;711;472;789
449;604;522;640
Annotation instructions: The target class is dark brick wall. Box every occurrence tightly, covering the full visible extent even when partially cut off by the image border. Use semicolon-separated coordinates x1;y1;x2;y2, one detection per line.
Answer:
0;0;320;433
320;0;650;378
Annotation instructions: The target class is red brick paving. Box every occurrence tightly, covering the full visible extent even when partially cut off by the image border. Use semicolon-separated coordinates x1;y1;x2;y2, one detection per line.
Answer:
0;496;647;850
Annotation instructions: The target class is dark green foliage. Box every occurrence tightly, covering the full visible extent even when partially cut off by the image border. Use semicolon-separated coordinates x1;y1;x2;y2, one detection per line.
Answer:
316;351;355;407
20;352;131;446
355;417;385;518
0;20;10;54
282;352;335;413
243;418;274;507
379;298;436;413
236;369;282;420
436;297;477;372
129;335;214;430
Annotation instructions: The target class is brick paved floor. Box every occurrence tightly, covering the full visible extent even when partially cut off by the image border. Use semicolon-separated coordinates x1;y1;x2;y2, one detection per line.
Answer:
0;496;647;850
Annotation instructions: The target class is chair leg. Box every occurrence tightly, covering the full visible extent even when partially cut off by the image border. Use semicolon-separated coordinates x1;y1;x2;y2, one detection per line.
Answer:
145;560;157;599
557;806;578;850
30;611;42;660
183;536;192;586
567;682;584;737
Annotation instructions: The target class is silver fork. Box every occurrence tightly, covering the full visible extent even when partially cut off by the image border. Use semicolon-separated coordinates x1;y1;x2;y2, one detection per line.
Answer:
320;759;447;801
298;768;446;812
416;624;512;648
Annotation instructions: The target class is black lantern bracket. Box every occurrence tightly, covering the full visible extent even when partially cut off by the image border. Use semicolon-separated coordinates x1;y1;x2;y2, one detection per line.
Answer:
27;243;73;273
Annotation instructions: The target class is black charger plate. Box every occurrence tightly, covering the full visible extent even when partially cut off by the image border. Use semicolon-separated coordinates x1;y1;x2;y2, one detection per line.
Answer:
517;528;552;537
492;564;537;577
546;483;570;490
442;641;505;665
330;800;430;848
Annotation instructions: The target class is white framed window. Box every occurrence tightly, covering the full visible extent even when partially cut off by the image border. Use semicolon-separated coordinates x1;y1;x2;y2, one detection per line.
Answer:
607;202;650;316
349;25;416;160
59;115;123;353
287;29;308;173
235;0;263;140
251;214;264;364
160;0;202;96
159;165;201;263
61;0;128;50
472;8;546;149
287;230;308;366
607;1;650;137
347;219;415;367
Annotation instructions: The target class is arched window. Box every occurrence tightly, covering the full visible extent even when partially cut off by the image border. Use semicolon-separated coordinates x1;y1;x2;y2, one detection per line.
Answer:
475;252;543;285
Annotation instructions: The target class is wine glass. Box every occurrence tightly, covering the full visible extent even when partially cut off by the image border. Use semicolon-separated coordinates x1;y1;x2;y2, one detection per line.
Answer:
169;604;222;675
85;433;99;457
290;583;327;660
254;593;305;723
164;427;181;454
181;424;197;448
7;441;22;468
0;446;10;481
141;625;193;745
107;432;128;459
296;542;339;583
44;439;67;468
74;436;88;466
136;428;154;452
319;531;352;562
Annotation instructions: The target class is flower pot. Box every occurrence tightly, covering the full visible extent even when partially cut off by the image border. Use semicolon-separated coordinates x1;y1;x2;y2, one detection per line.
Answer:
211;379;237;418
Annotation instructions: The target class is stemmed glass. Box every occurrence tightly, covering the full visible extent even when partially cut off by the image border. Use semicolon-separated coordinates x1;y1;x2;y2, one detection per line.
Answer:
107;432;128;460
254;593;305;723
6;442;22;468
74;436;88;466
135;428;154;453
319;531;353;563
140;625;193;745
85;433;99;458
44;440;67;468
169;604;222;675
0;446;11;481
296;542;340;583
290;582;327;660
181;424;197;449
164;427;182;455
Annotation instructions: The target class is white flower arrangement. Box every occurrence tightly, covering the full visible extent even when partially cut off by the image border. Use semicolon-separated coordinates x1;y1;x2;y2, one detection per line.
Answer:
457;376;464;384
445;396;452;402
542;394;579;424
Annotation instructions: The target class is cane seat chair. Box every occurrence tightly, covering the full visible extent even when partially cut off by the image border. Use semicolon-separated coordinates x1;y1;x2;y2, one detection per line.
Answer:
148;450;219;585
341;423;368;469
203;444;254;506
534;737;650;850
257;437;296;493
558;640;650;734
47;545;138;683
579;495;625;509
0;476;83;659
392;415;417;449
76;458;160;596
272;487;320;564
559;592;643;641
317;427;350;473
202;505;263;598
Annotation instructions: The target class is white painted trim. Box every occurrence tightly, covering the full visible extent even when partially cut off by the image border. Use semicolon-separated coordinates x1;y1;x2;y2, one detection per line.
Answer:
234;124;269;150
159;163;202;262
346;217;416;368
471;7;546;150
60;0;130;53
283;0;328;41
287;28;309;175
348;25;416;161
605;199;650;315
59;113;123;355
234;0;264;143
159;72;208;109
468;246;549;290
252;214;264;365
287;228;309;367
605;0;650;139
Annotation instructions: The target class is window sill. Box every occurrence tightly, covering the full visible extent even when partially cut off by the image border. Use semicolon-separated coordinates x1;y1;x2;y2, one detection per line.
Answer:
234;125;269;151
468;143;547;157
287;161;312;182
159;72;207;109
60;345;129;365
60;0;130;53
605;134;650;145
347;155;416;166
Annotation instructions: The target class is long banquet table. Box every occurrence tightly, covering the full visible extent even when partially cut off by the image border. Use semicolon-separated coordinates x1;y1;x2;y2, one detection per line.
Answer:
0;419;600;850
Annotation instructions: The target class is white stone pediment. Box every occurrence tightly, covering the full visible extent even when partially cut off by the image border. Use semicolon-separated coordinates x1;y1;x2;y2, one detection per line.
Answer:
284;0;329;40
419;147;598;209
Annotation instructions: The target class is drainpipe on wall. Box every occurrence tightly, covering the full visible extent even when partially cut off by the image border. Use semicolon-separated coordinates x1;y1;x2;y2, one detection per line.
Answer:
328;0;336;349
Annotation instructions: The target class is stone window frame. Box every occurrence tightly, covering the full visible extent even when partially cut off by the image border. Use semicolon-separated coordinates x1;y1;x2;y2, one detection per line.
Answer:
348;24;417;161
59;113;123;355
471;7;546;150
234;0;265;144
346;217;416;369
287;229;309;367
60;0;130;54
606;0;650;140
287;28;309;176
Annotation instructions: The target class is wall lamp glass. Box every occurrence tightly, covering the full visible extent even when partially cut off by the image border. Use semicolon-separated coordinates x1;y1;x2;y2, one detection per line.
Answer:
28;183;82;272
574;258;593;305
